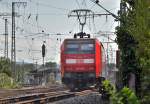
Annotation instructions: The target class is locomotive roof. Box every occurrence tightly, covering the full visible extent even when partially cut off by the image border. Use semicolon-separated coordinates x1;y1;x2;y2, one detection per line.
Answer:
62;38;104;48
64;38;96;41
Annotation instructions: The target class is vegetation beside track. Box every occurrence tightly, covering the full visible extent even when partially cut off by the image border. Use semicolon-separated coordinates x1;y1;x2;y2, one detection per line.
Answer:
101;80;139;104
116;0;150;103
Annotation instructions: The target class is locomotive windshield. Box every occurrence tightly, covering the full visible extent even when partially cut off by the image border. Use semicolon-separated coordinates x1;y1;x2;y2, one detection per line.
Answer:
65;39;95;54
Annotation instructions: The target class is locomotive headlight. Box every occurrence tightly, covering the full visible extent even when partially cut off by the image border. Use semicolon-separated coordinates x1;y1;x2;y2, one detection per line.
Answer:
89;73;95;77
65;73;71;78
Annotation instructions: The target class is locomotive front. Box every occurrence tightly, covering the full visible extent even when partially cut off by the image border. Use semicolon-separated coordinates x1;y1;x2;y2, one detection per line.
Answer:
61;38;105;90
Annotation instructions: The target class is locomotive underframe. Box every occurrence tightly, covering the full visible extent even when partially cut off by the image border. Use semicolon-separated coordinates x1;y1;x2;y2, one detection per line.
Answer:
62;72;104;91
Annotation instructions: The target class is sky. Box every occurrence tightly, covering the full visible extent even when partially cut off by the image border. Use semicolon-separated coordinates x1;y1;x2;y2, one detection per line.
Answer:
0;0;120;64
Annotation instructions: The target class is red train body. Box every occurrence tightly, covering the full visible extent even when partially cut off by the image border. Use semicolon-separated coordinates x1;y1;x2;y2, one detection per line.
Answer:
60;38;105;90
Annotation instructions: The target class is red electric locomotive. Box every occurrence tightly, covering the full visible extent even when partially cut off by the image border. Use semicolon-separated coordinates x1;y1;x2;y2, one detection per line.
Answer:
60;36;106;90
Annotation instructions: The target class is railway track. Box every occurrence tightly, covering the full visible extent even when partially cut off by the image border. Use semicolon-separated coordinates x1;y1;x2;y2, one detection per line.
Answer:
0;84;68;98
0;91;75;104
0;85;98;104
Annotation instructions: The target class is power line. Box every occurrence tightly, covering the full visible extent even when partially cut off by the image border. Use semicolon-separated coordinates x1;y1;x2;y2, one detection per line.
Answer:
75;0;81;8
0;1;47;34
90;0;120;20
25;13;67;16
0;8;40;35
81;0;87;8
28;0;70;11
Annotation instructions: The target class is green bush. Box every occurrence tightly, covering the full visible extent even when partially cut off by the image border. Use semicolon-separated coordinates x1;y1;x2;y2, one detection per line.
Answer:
102;80;140;104
0;73;18;88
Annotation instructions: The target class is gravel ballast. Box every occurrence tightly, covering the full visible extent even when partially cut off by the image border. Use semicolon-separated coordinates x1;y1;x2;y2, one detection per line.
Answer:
53;93;109;104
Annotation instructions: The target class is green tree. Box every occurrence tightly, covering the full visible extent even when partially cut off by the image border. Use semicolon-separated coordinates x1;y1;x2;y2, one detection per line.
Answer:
129;1;150;103
0;57;11;77
0;57;19;88
0;73;18;88
116;0;150;103
116;1;141;96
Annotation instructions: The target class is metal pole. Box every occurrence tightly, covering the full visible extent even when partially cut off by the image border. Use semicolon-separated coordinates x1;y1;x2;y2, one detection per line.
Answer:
43;57;44;67
11;2;27;80
22;60;24;83
36;61;37;70
11;2;16;79
4;19;8;58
